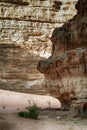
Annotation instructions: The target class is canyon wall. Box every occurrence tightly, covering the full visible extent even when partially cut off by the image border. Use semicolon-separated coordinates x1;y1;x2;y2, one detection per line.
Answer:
0;0;78;57
0;0;78;94
38;0;87;114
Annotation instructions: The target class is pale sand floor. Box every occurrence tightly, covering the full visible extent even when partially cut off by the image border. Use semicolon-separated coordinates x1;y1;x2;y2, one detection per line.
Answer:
0;89;87;130
0;89;61;113
0;113;87;130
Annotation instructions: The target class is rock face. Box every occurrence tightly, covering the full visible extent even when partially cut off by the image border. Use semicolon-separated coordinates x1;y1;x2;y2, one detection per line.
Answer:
0;0;78;94
0;0;78;58
0;44;45;94
37;0;87;114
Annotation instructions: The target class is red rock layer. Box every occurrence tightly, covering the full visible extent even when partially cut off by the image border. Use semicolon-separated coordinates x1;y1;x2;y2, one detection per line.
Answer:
37;0;87;106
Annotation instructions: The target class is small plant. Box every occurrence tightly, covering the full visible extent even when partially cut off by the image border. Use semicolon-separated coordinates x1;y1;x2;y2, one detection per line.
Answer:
18;105;39;119
28;105;39;119
18;111;25;117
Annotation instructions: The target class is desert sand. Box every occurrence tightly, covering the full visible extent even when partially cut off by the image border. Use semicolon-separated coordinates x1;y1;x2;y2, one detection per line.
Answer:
0;112;87;130
0;89;87;130
0;89;61;113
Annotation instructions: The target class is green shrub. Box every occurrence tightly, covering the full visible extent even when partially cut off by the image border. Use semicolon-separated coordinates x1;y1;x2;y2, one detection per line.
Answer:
18;105;39;119
18;111;25;117
28;105;39;119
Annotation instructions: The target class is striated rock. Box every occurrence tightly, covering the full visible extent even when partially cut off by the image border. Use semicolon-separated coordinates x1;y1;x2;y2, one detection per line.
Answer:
38;48;87;100
0;0;29;5
37;0;87;113
0;43;46;94
0;0;78;94
70;99;87;117
0;0;78;58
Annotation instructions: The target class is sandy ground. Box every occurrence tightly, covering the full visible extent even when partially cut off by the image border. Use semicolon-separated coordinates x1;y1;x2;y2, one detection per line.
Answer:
0;89;61;113
0;89;87;130
0;113;87;130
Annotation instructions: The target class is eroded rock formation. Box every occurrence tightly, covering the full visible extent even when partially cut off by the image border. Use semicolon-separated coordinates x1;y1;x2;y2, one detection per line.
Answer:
38;0;87;114
0;0;78;58
0;0;78;94
0;44;46;94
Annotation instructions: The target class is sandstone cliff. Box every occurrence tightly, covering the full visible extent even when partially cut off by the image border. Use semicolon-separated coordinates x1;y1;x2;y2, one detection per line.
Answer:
0;0;78;94
0;0;78;58
37;0;87;113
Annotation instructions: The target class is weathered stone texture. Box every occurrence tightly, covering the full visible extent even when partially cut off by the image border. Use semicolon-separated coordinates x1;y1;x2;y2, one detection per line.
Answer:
0;0;29;5
0;0;78;57
38;0;87;112
38;48;87;99
0;0;78;93
0;43;46;94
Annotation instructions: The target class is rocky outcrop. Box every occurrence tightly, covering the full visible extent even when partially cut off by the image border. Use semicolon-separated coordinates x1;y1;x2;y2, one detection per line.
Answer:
0;0;78;58
0;0;78;94
0;43;46;94
38;0;87;114
0;0;29;5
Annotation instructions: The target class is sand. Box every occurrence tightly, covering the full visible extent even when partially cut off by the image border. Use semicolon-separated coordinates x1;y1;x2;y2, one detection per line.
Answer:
0;89;87;130
0;113;87;130
0;89;61;113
